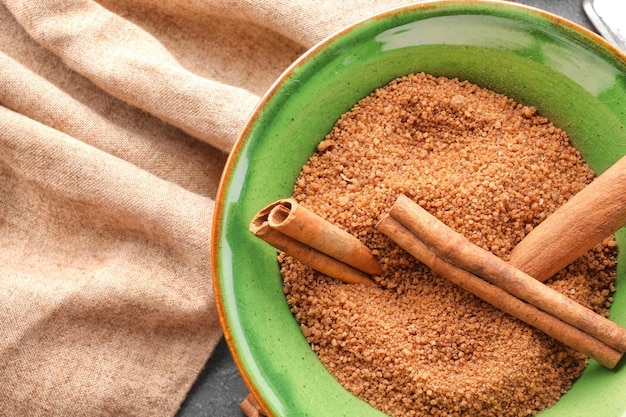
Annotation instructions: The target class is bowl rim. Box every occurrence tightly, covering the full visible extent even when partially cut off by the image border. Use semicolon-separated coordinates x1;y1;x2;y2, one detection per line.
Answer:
211;1;626;415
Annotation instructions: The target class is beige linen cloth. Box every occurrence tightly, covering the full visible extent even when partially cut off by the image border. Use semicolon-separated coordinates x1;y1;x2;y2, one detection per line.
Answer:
0;0;416;415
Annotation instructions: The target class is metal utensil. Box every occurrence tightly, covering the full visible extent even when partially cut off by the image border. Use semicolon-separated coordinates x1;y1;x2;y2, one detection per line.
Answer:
583;0;626;51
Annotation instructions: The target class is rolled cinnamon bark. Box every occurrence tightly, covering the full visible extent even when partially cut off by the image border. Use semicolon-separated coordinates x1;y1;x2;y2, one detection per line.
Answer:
386;194;626;354
267;198;383;275
249;199;377;286
376;214;623;368
510;154;626;282
240;393;266;417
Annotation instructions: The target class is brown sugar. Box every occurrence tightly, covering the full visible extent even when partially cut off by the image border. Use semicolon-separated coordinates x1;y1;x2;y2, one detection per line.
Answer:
280;73;618;417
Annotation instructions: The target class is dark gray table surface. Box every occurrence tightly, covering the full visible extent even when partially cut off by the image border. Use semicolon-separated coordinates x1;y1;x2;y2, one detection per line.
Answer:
176;1;596;416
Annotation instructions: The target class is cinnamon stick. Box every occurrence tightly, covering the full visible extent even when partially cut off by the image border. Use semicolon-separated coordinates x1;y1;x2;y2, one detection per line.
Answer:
240;393;267;417
249;199;378;286
384;194;626;355
510;154;626;282
267;198;383;275
376;214;623;368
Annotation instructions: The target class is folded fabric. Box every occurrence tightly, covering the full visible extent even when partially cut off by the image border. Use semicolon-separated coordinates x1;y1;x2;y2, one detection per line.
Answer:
0;0;411;415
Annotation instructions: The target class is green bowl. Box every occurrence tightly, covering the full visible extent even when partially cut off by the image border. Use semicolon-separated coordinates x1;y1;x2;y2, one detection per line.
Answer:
212;1;626;416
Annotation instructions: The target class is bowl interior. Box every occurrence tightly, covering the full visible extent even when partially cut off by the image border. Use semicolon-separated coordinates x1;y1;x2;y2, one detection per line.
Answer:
213;1;626;416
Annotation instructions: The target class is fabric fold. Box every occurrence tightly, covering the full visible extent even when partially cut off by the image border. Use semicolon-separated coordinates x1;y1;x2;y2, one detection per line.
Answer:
0;104;221;416
0;52;227;196
3;0;259;152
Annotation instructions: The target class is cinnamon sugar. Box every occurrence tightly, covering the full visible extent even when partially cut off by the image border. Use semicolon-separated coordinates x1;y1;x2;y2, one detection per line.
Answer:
281;73;617;417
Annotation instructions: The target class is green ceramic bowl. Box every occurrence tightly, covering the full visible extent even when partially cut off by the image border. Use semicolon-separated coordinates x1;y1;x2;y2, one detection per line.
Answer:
212;1;626;416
